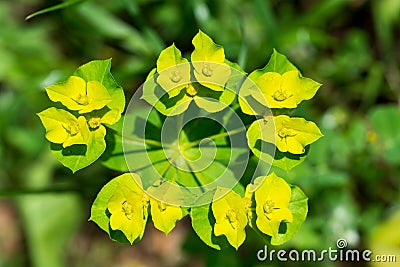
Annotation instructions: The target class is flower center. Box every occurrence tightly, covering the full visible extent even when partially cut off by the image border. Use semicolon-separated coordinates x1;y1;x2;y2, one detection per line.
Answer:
142;193;149;205
170;70;181;83
202;63;213;77
141;194;149;219
226;209;238;224
65;121;79;136
75;94;90;105
263;200;275;214
273;90;291;101
88;117;101;129
122;201;133;220
186;84;198;96
158;201;167;212
263;113;272;124
278;127;295;138
243;197;252;209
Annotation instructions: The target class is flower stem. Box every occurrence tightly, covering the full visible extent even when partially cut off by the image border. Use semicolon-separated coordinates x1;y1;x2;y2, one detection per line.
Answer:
184;125;249;149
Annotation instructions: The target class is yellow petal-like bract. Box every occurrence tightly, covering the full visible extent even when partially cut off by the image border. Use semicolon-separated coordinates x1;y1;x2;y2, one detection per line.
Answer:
212;188;248;250
37;107;89;147
255;173;293;238
46;76;112;114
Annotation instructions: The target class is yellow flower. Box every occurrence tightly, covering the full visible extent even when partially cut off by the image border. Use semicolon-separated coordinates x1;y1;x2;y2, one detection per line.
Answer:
251;70;321;109
212;188;248;249
85;109;121;130
156;44;191;98
149;198;182;235
255;172;293;238
107;174;149;244
37;107;89;148
46;76;112;114
274;115;323;154
191;30;231;92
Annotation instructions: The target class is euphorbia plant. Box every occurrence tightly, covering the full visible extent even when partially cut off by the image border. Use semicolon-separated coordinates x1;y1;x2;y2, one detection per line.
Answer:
38;30;322;250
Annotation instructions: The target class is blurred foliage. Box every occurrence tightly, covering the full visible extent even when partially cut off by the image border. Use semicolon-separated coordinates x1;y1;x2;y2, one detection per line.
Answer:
0;0;400;266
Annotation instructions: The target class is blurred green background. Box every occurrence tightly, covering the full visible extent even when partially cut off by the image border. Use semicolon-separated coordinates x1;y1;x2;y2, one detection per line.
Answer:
0;0;400;266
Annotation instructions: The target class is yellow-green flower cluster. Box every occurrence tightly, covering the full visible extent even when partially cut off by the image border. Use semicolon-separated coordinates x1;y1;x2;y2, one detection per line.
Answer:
210;172;293;249
38;75;121;148
106;174;183;244
241;50;323;173
142;30;236;116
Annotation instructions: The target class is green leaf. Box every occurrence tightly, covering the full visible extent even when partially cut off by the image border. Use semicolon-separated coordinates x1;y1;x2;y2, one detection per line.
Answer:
225;59;247;92
191;30;225;62
150;199;183;234
26;0;86;20
50;125;106;172
191;30;231;91
272;146;309;172
76;3;157;55
212;188;247;250
263;49;297;74
193;84;236;113
191;161;238;193
157;44;188;72
191;204;229;250
90;175;128;244
238;71;273;115
134;152;240;207
156;44;190;98
74;59;125;114
100;113;144;172
274;115;323;154
101;131;128;172
270;186;308;245
246;119;275;165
